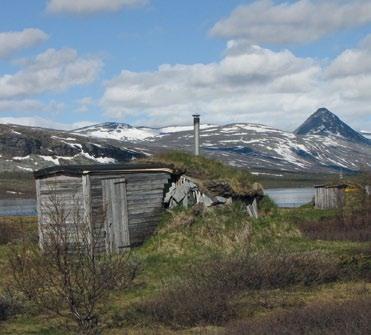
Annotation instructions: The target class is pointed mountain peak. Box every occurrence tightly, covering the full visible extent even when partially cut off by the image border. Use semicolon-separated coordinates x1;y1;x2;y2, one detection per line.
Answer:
314;107;332;113
294;108;369;144
313;107;337;117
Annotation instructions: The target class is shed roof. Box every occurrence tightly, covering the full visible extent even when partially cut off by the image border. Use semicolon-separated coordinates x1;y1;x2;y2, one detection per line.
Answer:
34;163;178;179
314;184;348;189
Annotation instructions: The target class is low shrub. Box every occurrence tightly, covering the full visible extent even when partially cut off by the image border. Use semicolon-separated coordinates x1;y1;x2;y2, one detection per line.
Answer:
0;222;22;245
134;251;340;328
338;245;371;281
0;290;23;321
134;275;235;327
299;215;371;242
0;219;37;245
226;296;371;335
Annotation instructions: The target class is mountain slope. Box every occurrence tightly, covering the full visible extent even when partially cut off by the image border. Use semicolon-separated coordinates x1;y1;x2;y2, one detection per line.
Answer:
73;123;216;141
144;123;371;173
0;124;145;172
294;108;369;144
0;109;370;174
74;122;159;141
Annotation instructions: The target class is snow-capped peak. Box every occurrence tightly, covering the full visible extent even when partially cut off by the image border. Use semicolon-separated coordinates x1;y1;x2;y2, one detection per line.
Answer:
294;108;369;144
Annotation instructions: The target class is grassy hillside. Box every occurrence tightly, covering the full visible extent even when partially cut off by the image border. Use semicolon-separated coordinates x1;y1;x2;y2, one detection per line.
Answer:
0;153;370;334
0;205;370;334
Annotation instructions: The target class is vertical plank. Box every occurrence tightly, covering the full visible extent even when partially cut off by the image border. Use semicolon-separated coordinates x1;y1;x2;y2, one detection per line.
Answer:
35;179;44;249
116;180;130;249
102;178;129;253
110;180;120;251
102;180;114;253
82;174;92;243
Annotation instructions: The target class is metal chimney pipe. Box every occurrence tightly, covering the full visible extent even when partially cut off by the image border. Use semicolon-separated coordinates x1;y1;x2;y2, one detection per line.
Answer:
193;114;200;156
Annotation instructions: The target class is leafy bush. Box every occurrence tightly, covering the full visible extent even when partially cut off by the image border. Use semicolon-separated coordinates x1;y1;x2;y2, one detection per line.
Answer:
226;296;371;335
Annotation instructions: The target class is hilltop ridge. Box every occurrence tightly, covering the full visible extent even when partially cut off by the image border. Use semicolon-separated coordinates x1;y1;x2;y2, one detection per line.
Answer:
0;108;370;174
295;108;369;144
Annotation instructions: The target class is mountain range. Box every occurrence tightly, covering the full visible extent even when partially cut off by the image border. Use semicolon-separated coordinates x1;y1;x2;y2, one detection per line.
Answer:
1;108;370;175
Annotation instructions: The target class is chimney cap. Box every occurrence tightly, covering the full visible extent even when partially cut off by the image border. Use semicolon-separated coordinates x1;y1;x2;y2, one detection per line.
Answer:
192;114;200;118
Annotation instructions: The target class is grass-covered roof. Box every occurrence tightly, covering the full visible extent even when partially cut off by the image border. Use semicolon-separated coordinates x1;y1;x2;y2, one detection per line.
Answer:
144;151;263;197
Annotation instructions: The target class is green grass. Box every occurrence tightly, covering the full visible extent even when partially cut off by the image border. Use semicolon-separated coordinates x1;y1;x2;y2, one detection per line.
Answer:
0;202;370;334
146;151;259;195
1;153;369;334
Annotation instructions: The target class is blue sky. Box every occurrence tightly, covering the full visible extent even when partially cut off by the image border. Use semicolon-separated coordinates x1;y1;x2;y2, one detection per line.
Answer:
0;0;371;131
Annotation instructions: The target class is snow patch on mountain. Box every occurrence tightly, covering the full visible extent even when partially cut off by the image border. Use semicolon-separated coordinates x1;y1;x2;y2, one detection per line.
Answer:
73;122;216;141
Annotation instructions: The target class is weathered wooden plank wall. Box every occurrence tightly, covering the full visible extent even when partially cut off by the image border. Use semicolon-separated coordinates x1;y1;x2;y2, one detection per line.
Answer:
37;175;84;246
37;171;172;252
90;172;171;252
315;187;345;209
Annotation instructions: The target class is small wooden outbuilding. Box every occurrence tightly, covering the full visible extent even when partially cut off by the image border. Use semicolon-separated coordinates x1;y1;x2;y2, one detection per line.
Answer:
314;184;347;209
34;163;176;253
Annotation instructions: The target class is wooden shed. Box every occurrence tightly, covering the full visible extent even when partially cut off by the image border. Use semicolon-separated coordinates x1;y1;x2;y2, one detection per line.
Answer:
314;184;347;209
34;163;176;253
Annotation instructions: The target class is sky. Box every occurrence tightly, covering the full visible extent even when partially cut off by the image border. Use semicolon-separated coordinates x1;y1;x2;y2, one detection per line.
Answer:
0;0;371;132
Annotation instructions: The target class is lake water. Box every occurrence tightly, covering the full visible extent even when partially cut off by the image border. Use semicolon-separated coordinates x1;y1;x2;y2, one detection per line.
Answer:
265;188;315;208
0;188;315;216
0;198;37;216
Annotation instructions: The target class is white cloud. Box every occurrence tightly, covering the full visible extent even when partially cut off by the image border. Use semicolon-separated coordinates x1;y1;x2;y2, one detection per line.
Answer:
46;0;148;14
324;35;371;105
0;28;48;59
326;36;371;79
100;39;371;131
210;0;371;45
0;99;44;112
0;48;102;99
101;41;321;128
0;116;94;130
0;98;65;114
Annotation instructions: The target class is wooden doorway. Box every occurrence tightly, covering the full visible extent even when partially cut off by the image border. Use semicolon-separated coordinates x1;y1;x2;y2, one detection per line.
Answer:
102;178;130;252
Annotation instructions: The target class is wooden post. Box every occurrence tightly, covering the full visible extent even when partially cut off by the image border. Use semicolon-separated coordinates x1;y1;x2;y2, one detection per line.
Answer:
193;114;200;156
